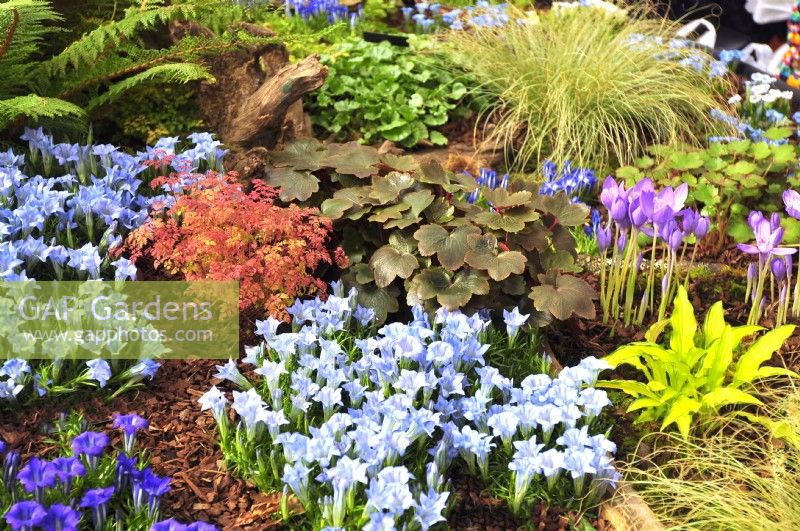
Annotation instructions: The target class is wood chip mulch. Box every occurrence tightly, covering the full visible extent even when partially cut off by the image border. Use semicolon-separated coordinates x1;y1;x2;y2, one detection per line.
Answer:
0;359;283;530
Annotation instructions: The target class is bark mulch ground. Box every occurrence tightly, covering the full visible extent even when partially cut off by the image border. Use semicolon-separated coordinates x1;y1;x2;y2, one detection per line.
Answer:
0;359;283;530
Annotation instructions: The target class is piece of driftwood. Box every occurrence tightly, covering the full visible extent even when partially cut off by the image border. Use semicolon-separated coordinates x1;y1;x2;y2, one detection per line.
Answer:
172;21;327;178
224;56;327;146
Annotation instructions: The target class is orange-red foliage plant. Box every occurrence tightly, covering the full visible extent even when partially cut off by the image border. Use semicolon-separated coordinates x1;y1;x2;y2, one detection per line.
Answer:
123;171;346;319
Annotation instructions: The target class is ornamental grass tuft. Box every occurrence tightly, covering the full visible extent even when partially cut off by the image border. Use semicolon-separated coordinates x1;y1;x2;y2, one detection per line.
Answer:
439;2;731;171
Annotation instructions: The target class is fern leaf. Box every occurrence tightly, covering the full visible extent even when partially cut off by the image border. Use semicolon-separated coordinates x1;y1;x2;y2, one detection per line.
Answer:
87;62;214;110
0;0;62;95
40;2;203;77
0;94;85;129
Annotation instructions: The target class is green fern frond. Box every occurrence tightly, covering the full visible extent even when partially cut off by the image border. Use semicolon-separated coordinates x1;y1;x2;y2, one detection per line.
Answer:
39;1;204;77
0;0;62;95
87;62;214;110
0;94;85;130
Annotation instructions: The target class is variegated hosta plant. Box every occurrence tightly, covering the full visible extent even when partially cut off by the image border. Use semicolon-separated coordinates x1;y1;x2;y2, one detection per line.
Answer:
599;285;797;439
262;138;595;324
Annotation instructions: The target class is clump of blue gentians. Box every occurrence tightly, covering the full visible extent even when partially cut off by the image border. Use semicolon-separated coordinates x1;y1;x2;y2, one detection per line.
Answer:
200;283;618;529
2;129;224;282
0;129;224;403
1;414;216;531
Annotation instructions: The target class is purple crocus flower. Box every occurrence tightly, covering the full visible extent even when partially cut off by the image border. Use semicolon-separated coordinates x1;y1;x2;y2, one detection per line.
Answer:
600;176;626;210
4;501;47;531
680;208;698;234
616;231;627;253
737;213;796;260
772;257;787;281
112;413;148;454
668;228;684;251
41;504;81;531
694;216;710;239
784;189;800;219
596;226;612;252
17;458;57;502
652;183;688;224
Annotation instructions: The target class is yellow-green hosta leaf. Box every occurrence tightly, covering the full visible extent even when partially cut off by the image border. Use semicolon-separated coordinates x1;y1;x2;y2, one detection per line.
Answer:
702;324;734;390
596;379;657;398
645;319;670;343
730;324;764;349
669;286;697;356
751;366;799;380
627;397;662;412
702;301;725;348
661;396;700;439
700;387;762;410
733;325;796;385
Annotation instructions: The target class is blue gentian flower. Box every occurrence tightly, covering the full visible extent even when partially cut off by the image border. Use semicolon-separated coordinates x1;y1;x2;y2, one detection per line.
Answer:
4;500;47;531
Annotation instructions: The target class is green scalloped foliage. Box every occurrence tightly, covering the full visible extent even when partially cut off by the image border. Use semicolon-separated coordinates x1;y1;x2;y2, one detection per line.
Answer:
267;139;595;324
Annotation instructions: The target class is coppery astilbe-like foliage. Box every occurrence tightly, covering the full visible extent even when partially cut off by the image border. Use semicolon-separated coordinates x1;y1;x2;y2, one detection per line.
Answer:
123;171;346;319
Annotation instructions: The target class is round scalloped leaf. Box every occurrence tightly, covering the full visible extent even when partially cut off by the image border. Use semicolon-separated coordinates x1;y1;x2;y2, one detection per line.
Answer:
265;167;319;202
533;195;588;227
381;153;419;172
414;224;479;270
389;231;418;254
419;160;449;185
270;138;325;170
402;189;435;217
369;203;411;223
350;262;375;285
488;251;526;281
424;198;455;223
385;214;422;229
321;142;380;177
409;267;490;309
321;198;355;219
354;281;399;324
481;188;532;208
511;224;549;251
464;233;498;270
472;207;540;233
370;172;415;203
529;274;596;320
370;245;419;287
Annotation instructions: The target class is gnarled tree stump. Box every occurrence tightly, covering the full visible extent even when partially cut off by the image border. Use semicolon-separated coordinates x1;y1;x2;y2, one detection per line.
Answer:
174;21;328;179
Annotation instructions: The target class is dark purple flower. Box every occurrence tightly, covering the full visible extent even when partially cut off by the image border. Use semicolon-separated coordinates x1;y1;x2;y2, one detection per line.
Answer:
79;486;114;509
772;257;787;281
72;431;109;470
112;413;148;436
80;486;114;530
115;453;138;492
784;189;800;219
41;504;81;531
112;413;148;454
3;450;21;490
151;519;187;531
4;501;46;531
187;523;218;531
17;458;57;501
52;456;85;495
0;440;5;455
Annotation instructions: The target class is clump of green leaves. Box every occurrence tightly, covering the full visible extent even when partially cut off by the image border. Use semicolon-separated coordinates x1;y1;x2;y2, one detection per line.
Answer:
599;285;797;439
309;37;469;148
616;138;800;249
264;138;595;324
